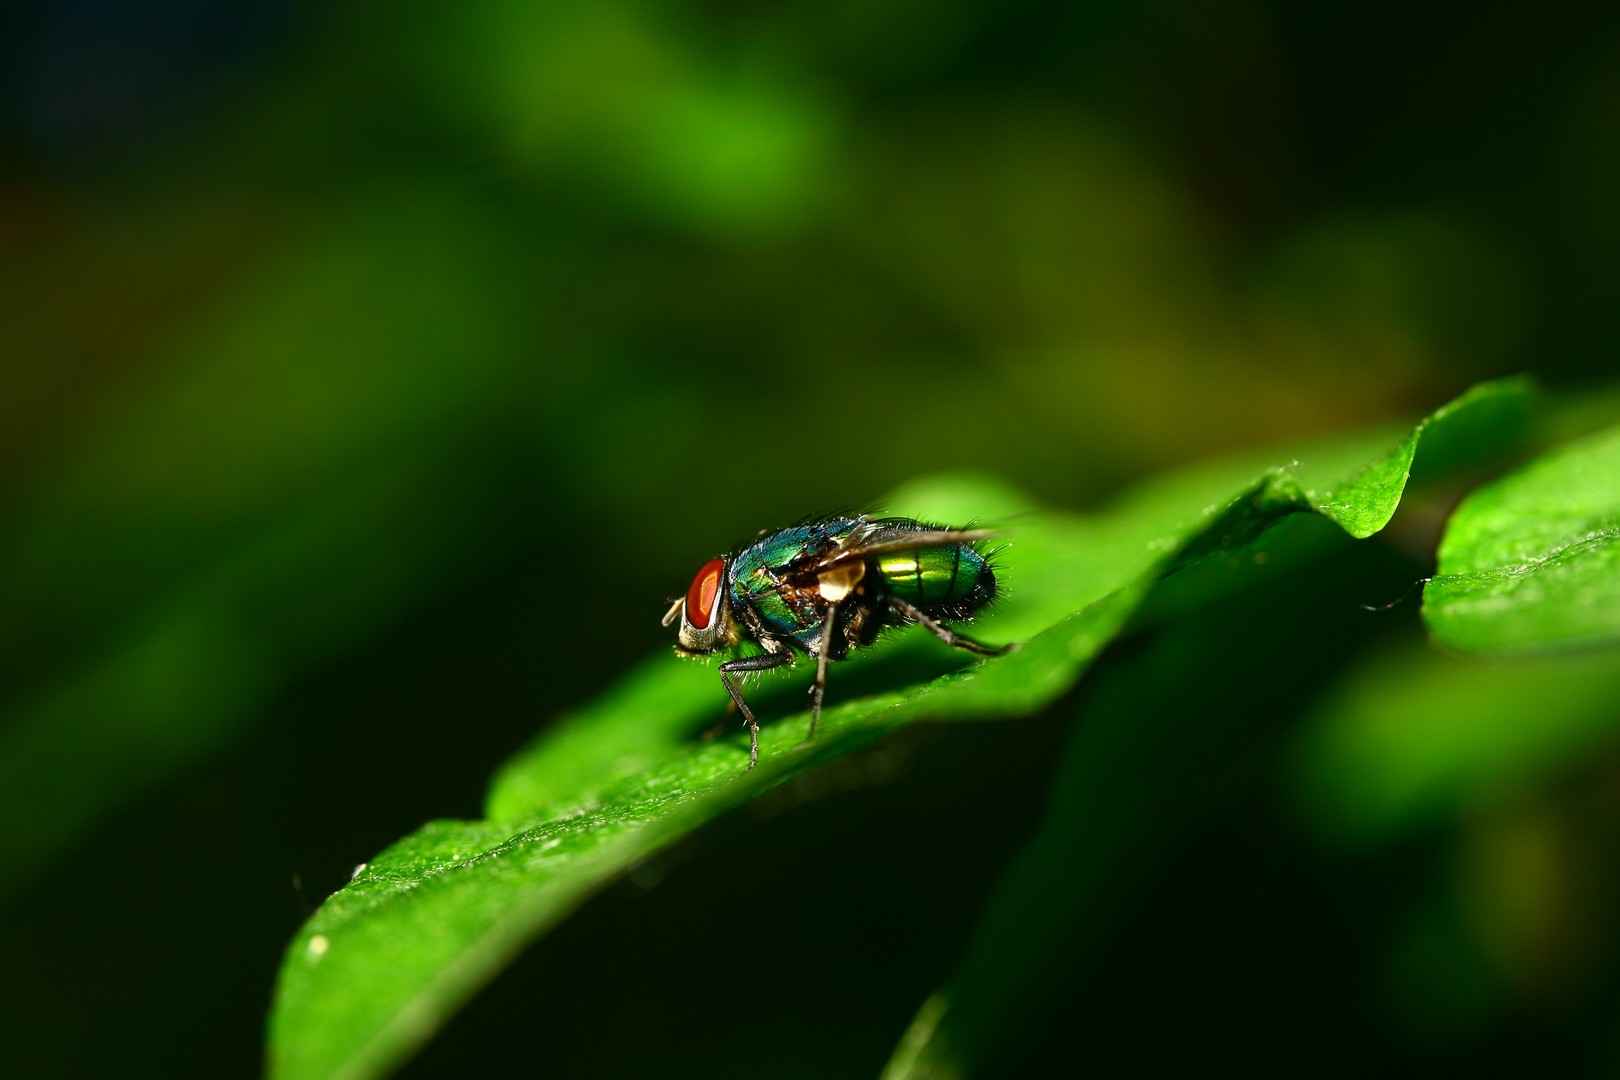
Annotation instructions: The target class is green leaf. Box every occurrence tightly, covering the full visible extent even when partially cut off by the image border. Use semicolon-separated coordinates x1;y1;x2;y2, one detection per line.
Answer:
878;379;1537;1080
1290;644;1620;848
1423;423;1620;652
268;378;1532;1080
1283;637;1620;1037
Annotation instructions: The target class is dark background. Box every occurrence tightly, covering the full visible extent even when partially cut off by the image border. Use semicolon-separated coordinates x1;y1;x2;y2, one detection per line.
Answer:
2;1;1618;1076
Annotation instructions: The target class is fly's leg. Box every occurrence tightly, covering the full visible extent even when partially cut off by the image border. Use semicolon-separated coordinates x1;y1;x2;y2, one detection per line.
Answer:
719;647;795;769
807;599;841;744
718;670;760;767
886;596;1016;657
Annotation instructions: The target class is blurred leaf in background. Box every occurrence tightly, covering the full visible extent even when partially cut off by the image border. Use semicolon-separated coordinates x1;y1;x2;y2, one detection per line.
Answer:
2;0;1619;1077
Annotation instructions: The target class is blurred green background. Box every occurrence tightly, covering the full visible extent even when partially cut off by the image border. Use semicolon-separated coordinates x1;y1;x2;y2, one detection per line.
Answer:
2;1;1618;1077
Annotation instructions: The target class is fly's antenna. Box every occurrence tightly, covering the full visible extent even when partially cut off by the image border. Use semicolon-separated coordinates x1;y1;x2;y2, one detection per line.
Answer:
661;598;684;626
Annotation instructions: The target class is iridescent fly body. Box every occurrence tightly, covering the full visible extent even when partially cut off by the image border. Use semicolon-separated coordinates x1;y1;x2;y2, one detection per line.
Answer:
662;514;1011;768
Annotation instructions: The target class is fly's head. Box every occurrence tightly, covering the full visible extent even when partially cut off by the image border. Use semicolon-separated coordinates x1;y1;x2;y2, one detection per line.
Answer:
662;557;736;655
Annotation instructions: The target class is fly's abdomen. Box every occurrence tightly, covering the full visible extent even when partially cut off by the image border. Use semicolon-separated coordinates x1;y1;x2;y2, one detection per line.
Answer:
878;543;996;621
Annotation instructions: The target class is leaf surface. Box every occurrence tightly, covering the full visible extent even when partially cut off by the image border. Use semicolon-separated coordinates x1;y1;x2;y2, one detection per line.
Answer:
1424;423;1620;652
878;378;1539;1079
268;378;1532;1080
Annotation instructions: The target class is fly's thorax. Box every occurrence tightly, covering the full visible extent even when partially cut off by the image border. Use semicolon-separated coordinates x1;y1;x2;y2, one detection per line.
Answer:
726;517;862;642
877;543;996;620
733;518;860;575
733;568;822;640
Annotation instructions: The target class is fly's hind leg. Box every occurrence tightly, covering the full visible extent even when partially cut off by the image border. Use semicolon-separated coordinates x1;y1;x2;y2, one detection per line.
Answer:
719;647;795;769
887;596;1016;657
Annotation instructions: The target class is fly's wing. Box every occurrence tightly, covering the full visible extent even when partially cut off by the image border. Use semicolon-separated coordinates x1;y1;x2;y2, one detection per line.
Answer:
804;517;999;575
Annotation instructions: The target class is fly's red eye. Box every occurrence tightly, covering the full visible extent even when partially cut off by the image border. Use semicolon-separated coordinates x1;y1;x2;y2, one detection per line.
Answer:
685;558;725;630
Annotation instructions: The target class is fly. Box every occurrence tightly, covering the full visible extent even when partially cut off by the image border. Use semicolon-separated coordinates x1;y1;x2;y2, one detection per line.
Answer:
662;513;1013;768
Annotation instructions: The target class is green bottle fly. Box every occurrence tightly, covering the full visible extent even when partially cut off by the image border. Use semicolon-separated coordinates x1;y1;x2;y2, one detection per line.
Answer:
662;514;1011;768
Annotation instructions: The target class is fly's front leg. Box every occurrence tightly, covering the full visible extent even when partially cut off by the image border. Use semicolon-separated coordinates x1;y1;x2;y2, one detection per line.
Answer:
887;596;1016;657
719;647;795;769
